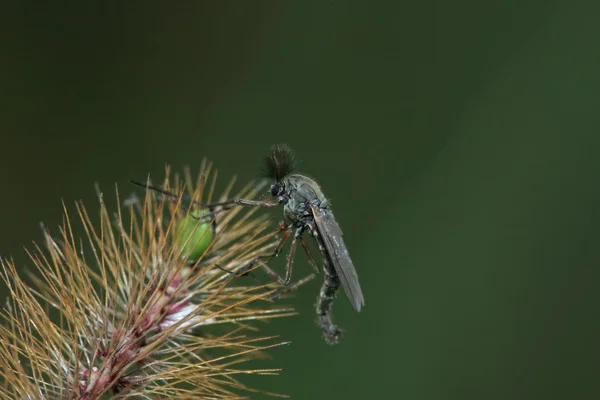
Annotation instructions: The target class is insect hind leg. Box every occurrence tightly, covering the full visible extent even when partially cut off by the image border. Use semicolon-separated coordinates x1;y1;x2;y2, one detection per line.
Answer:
270;273;316;301
300;237;320;273
268;228;320;300
220;222;317;301
218;254;316;301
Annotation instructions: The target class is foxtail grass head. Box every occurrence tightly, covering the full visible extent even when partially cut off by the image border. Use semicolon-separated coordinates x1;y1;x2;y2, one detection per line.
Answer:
0;160;295;399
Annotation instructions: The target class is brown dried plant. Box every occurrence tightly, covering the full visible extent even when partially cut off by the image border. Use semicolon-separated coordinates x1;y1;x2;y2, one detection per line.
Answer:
0;161;296;399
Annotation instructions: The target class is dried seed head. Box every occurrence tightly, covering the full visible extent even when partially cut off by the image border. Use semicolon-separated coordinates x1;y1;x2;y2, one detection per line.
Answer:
0;161;295;399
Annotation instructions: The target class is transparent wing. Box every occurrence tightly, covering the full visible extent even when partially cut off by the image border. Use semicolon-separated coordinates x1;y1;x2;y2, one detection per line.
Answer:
310;203;364;312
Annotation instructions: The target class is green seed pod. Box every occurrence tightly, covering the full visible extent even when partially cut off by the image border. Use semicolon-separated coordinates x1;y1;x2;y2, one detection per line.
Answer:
176;212;214;261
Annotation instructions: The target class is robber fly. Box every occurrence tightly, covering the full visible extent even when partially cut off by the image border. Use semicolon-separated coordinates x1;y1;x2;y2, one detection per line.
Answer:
204;144;365;344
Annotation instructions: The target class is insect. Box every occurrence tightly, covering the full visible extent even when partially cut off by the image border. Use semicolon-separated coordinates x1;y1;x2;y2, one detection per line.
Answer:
204;144;364;344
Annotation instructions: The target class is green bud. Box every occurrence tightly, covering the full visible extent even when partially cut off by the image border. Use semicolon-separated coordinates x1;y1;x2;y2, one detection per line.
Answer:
176;212;214;261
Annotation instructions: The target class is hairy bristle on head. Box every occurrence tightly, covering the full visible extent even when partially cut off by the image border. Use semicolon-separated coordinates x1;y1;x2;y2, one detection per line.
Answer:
262;144;297;181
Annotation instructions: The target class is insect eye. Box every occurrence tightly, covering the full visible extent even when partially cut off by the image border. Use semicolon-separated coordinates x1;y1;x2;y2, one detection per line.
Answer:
270;183;284;196
270;184;279;196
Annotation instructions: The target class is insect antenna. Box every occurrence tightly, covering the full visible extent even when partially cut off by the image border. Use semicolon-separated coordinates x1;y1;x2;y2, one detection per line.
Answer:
262;144;297;182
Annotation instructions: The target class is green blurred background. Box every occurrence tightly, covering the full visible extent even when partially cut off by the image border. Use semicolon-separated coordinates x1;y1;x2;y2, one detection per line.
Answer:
1;1;599;399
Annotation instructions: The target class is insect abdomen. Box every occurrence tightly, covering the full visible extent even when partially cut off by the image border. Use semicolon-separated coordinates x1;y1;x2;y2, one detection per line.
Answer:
311;225;342;344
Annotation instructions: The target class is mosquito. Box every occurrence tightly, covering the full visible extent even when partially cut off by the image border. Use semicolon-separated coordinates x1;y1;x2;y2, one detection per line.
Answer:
204;144;365;344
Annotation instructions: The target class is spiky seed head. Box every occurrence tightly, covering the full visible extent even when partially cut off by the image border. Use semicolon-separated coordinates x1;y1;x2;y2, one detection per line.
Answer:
0;161;296;399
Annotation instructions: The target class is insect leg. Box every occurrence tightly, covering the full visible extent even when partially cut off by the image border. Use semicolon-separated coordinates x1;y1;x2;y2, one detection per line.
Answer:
272;222;292;258
130;180;276;223
132;180;285;289
218;252;315;301
216;221;291;283
270;273;316;301
279;223;308;285
130;180;205;207
300;237;320;273
130;179;222;225
223;223;316;300
253;224;293;284
282;237;298;285
205;198;281;209
267;226;319;301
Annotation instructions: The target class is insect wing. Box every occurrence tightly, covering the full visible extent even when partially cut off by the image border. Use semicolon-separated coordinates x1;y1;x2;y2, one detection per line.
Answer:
310;203;364;312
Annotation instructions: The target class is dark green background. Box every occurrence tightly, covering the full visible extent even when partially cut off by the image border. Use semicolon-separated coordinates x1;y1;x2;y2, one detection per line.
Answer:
1;2;599;399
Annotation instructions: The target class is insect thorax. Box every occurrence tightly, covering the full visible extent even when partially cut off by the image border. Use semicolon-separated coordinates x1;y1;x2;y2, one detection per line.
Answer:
281;174;327;226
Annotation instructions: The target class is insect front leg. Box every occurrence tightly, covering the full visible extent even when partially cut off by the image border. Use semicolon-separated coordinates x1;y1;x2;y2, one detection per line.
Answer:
129;180;220;233
205;197;281;210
